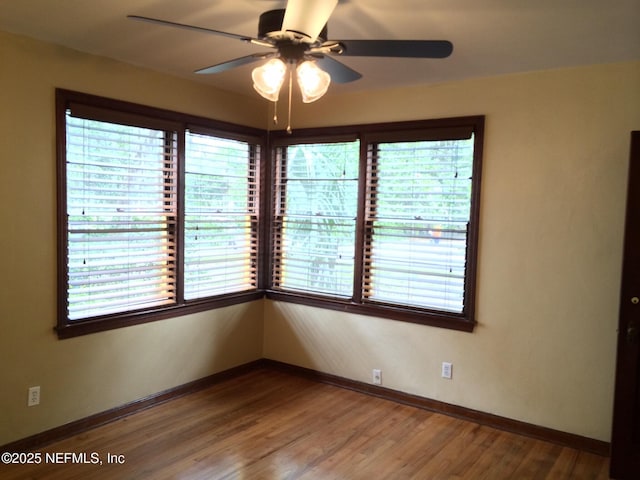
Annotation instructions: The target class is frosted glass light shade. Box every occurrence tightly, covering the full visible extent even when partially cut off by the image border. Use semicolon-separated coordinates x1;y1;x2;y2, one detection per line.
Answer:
296;61;331;103
252;58;287;101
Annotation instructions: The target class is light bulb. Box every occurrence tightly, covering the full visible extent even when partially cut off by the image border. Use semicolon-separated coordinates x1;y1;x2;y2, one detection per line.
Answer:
296;61;331;103
252;58;287;101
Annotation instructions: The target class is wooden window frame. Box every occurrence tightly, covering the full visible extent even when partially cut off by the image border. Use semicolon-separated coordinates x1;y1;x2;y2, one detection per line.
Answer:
56;89;264;339
265;117;484;332
56;89;483;337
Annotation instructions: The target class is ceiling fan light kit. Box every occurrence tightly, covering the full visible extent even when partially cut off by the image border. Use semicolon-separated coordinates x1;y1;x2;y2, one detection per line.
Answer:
252;6;334;104
128;0;453;127
251;56;331;104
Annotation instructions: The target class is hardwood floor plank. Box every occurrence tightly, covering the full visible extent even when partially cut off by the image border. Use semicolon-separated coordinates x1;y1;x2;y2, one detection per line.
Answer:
453;430;530;479
0;368;610;479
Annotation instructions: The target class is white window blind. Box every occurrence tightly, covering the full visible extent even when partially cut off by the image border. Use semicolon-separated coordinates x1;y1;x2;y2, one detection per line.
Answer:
364;137;474;313
184;131;259;299
272;141;359;297
65;112;178;320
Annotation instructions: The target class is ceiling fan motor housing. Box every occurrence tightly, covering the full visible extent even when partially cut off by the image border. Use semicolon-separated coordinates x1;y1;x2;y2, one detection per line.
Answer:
258;9;328;43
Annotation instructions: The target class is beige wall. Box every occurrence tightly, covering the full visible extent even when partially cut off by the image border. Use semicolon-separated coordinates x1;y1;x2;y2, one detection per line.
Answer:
2;27;639;446
264;61;640;442
0;31;266;446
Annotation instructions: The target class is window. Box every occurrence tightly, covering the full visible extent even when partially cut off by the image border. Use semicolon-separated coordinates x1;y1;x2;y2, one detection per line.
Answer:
64;115;179;321
184;130;259;299
268;118;483;331
363;138;474;313
271;141;360;297
56;90;262;338
56;90;483;336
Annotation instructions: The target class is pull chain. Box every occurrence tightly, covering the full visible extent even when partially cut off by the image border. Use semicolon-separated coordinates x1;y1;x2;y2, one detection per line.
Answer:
273;99;278;126
286;68;293;135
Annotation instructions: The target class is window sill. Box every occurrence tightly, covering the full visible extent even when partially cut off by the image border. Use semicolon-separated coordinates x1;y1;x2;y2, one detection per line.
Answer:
56;291;264;339
264;290;476;333
56;289;475;339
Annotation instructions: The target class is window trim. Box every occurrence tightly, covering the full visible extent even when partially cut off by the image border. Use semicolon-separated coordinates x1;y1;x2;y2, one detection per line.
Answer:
56;89;265;339
265;116;484;332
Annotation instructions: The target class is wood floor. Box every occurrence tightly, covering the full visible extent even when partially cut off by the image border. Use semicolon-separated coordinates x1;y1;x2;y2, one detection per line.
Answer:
2;368;610;480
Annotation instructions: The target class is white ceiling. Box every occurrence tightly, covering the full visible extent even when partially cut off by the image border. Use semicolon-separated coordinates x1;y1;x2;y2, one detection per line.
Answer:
1;0;639;98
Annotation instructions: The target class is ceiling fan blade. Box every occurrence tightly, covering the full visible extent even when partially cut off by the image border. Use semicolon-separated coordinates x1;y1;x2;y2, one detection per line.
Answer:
339;40;453;58
128;15;254;42
315;56;362;83
282;0;338;41
195;53;274;75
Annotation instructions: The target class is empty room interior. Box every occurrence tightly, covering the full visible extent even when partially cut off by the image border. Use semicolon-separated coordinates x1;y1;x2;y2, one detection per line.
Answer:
1;0;639;478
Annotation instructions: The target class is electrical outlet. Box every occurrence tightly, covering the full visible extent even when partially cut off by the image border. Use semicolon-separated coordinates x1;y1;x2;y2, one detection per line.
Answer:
441;362;453;380
372;369;382;385
28;386;40;406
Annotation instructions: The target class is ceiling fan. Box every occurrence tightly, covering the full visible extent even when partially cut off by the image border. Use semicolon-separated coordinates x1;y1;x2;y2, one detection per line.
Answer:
129;0;452;130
